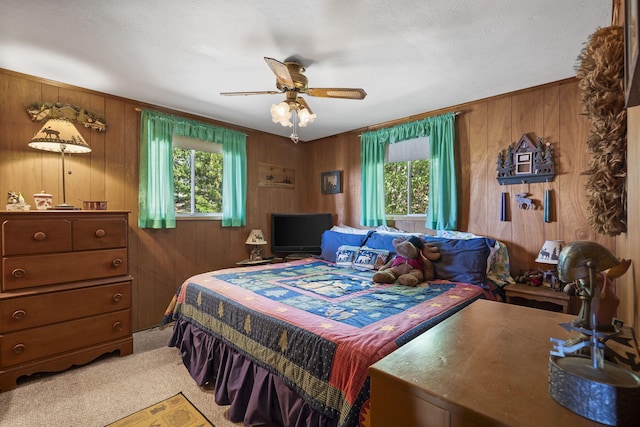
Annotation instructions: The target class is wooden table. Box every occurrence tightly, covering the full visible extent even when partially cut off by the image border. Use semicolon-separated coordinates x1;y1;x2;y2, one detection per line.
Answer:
368;299;634;427
503;283;576;314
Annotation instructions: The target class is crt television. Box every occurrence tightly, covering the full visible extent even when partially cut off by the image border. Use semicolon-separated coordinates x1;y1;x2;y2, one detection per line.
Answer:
271;213;333;255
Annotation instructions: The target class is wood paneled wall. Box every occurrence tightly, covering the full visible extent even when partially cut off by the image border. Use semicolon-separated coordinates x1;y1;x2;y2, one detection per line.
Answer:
306;78;636;334
0;69;305;330
618;106;639;339
1;68;636;336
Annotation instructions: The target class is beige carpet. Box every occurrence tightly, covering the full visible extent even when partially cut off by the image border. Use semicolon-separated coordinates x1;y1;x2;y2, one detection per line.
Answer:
0;326;243;427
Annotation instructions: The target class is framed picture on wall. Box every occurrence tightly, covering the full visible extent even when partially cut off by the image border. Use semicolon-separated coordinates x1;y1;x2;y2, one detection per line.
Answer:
626;0;640;107
321;170;342;194
258;162;295;189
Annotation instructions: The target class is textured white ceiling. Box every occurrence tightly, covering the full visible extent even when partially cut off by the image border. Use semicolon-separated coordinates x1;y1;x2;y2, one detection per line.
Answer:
0;1;611;141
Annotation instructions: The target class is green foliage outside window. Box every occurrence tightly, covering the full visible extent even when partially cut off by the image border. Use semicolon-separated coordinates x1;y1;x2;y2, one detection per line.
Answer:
384;159;430;215
173;147;223;214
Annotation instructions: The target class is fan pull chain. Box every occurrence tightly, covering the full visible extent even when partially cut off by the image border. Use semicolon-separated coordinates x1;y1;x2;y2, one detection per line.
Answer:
290;110;299;143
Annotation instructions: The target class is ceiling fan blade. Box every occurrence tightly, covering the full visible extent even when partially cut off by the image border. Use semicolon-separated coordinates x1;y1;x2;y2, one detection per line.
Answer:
297;96;314;115
264;57;295;89
220;90;281;96
306;88;367;100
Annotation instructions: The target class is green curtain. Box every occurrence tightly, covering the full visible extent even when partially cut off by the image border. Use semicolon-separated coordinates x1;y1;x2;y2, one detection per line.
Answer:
425;113;457;230
359;112;457;230
139;110;176;228
221;134;247;227
360;131;387;226
138;110;247;229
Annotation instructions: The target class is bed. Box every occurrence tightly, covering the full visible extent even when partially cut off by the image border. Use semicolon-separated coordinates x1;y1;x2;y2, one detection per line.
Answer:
162;228;514;427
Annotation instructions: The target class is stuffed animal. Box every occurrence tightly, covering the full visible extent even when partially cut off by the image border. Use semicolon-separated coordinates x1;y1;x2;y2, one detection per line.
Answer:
372;236;441;286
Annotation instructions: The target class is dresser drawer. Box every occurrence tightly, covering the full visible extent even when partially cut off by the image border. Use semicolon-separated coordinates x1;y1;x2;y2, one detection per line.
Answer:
0;281;131;332
1;219;72;256
0;309;131;368
72;218;127;251
2;248;128;291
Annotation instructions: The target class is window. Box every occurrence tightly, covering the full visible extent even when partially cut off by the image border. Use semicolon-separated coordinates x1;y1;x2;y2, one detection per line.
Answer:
173;135;222;216
384;136;430;216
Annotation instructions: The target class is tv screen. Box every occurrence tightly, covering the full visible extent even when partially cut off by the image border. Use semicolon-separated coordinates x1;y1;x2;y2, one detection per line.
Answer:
271;213;333;255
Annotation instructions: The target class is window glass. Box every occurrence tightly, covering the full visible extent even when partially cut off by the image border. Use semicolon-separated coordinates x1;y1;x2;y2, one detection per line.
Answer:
384;137;430;216
384;159;430;215
173;136;222;215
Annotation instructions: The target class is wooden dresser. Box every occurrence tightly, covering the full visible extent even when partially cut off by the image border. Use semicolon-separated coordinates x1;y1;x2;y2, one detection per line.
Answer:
0;210;133;391
368;299;631;427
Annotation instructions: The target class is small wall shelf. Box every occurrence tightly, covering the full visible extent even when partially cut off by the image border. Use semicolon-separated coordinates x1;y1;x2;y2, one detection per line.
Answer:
496;133;555;185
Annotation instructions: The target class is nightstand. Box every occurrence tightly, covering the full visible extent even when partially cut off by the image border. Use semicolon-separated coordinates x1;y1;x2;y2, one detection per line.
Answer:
236;257;274;266
504;283;577;314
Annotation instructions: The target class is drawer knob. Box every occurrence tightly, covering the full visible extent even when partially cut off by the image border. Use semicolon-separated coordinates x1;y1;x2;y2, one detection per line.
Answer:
13;344;26;354
112;321;123;331
112;292;123;303
12;309;27;320
112;258;122;268
95;229;106;238
33;231;46;241
12;268;26;278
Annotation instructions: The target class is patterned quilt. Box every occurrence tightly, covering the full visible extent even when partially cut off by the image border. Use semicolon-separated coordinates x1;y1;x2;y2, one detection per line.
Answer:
163;258;486;427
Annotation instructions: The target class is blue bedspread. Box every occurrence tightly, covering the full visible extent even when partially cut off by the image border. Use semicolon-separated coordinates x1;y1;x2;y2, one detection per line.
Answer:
163;258;486;426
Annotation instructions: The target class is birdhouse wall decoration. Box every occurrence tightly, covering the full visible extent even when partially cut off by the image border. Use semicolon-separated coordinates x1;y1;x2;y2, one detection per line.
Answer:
496;134;555;185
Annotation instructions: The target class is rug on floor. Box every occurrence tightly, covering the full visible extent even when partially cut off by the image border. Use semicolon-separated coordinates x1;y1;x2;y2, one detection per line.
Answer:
106;392;214;427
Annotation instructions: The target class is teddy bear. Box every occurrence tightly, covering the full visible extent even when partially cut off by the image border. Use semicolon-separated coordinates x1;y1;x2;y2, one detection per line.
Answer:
372;236;441;286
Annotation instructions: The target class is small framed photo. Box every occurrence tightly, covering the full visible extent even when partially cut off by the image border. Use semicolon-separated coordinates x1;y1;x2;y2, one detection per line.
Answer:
321;170;342;194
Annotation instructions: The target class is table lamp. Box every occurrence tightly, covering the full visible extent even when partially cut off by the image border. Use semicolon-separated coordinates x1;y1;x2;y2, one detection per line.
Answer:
535;240;565;289
548;241;639;426
28;119;91;209
246;229;267;261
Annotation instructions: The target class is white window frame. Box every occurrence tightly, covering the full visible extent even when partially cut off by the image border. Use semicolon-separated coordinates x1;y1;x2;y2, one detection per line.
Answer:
173;135;223;220
385;136;430;219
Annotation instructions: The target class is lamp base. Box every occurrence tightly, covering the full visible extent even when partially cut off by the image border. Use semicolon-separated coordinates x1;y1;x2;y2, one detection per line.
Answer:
52;203;79;210
250;246;263;261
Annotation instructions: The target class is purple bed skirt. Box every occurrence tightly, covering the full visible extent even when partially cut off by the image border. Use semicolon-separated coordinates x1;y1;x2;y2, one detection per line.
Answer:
169;318;340;427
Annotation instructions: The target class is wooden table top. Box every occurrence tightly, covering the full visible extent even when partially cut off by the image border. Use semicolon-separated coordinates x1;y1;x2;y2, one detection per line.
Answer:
369;299;634;426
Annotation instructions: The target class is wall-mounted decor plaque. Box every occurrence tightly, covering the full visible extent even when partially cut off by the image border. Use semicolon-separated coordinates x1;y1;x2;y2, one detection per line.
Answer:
496;133;554;185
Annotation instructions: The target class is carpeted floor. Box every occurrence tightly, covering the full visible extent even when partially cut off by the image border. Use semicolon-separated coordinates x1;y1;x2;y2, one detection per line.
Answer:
0;326;243;427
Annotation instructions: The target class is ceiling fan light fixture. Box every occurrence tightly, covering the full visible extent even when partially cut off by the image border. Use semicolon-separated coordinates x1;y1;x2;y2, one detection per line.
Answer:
297;108;316;127
223;57;365;142
270;101;293;127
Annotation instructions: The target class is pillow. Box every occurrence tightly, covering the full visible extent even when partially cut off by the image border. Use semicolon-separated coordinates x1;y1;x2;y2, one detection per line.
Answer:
335;245;360;267
487;241;516;287
331;224;371;235
363;231;424;253
435;230;515;286
320;230;370;263
352;247;390;270
374;225;403;232
424;236;495;285
436;229;495;273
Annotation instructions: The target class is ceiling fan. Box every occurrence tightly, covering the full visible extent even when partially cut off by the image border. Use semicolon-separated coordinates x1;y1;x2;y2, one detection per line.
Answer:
221;57;367;142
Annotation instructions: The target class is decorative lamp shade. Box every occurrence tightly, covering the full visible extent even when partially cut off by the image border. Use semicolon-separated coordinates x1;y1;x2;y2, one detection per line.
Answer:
245;229;267;245
297;108;316;127
270;102;293;127
535;240;565;264
28;119;92;153
557;241;625;283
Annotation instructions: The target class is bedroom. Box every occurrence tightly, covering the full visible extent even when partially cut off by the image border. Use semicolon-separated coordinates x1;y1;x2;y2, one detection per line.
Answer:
0;0;638;426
